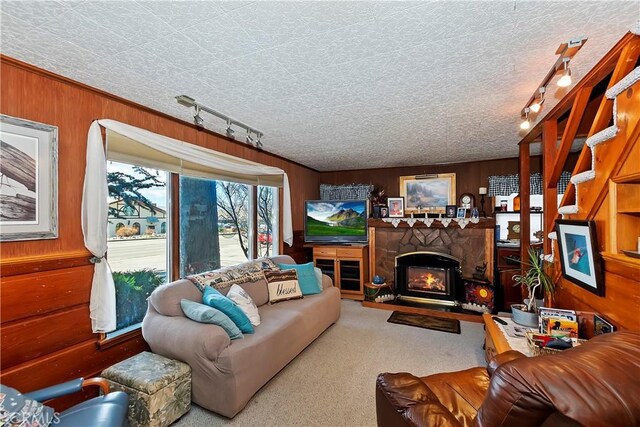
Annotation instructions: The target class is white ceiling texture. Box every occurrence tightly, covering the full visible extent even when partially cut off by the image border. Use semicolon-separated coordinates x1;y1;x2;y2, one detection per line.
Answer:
1;1;638;171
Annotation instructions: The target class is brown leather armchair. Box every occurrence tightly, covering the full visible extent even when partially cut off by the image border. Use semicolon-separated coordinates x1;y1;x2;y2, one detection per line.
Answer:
376;331;640;427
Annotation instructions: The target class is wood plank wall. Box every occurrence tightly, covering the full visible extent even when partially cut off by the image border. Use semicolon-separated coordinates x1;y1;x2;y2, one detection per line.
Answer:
319;155;578;205
0;56;319;399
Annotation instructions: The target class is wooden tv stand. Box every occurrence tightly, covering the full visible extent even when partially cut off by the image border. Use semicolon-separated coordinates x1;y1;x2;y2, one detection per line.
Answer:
311;245;368;301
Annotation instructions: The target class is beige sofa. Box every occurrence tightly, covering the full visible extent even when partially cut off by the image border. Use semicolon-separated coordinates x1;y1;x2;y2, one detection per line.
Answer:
141;255;341;418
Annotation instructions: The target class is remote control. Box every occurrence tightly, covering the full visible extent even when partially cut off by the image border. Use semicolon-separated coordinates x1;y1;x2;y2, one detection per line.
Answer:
492;316;508;325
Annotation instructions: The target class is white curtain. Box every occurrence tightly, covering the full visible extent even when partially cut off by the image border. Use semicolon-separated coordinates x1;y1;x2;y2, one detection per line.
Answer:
82;119;293;333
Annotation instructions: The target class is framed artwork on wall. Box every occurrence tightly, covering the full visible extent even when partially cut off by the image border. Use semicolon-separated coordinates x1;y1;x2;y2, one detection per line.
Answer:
555;220;604;296
387;197;404;218
0;115;58;241
399;173;456;214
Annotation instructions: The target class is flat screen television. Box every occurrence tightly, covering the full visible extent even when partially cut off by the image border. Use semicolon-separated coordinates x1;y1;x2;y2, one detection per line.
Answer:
304;200;368;244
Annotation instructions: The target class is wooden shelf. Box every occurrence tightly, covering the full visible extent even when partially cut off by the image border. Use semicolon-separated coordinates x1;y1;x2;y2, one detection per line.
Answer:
367;218;495;229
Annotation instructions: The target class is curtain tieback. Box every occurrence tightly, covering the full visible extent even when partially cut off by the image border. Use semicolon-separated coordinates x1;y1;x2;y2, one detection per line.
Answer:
90;255;105;264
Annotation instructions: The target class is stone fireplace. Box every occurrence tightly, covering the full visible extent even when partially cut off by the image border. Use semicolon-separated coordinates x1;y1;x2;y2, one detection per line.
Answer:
395;252;462;306
368;219;495;307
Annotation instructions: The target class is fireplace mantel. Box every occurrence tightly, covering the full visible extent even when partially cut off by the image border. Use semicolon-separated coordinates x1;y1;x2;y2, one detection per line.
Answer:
368;218;495;229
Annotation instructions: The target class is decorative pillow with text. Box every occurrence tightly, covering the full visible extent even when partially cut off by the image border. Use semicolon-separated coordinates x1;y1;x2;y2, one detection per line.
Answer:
263;269;303;304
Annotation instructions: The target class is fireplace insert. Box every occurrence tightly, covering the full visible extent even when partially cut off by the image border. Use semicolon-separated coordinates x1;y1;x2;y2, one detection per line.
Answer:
395;252;462;306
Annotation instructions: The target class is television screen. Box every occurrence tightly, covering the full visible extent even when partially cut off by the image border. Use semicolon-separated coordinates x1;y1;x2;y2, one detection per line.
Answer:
304;200;368;243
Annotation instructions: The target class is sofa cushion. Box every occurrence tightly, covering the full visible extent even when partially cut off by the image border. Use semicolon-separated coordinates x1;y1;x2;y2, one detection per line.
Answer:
180;299;243;340
203;287;254;334
264;269;303;304
227;284;260;326
234;278;269;308
277;262;322;295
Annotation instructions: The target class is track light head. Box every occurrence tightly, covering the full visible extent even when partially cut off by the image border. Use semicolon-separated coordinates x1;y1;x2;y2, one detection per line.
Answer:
529;87;546;113
226;121;235;138
520;107;531;130
255;133;263;149
193;106;204;127
557;58;572;87
246;132;254;144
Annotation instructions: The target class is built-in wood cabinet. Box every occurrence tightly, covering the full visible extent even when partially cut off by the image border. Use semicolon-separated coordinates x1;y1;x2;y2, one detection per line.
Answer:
495;246;523;311
312;245;368;300
608;174;640;265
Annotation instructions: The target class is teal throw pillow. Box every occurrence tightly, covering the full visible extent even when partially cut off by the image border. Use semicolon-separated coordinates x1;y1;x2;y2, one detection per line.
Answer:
203;287;254;334
277;262;322;295
180;299;243;340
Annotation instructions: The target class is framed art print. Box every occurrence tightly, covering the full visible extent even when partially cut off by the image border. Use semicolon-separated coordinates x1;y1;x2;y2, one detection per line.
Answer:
399;173;455;214
387;197;404;218
555;220;603;296
0;115;58;241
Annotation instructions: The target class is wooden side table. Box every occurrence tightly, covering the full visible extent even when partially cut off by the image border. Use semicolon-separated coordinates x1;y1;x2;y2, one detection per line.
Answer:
482;313;513;363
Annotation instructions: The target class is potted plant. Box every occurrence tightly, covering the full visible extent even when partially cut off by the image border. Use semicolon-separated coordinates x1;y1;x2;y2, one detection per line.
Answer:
511;247;555;327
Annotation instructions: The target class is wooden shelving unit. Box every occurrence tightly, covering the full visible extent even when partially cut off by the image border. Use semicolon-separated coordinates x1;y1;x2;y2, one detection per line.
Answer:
607;173;640;262
312;245;368;300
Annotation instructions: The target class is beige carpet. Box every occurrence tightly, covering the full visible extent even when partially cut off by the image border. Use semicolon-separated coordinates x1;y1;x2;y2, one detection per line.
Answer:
174;300;485;427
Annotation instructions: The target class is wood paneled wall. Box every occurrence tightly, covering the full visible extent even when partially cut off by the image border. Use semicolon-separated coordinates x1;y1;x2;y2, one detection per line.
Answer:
0;56;319;399
319;155;578;203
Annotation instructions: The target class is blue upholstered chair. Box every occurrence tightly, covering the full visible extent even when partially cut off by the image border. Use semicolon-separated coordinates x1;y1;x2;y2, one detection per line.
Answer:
8;377;129;427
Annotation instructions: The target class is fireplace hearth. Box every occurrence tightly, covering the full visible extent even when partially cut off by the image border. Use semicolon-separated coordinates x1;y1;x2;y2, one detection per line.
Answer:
395;252;462;306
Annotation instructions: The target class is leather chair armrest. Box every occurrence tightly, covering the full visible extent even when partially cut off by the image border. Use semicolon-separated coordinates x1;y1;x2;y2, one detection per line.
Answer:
487;350;526;377
25;378;84;402
376;373;438;426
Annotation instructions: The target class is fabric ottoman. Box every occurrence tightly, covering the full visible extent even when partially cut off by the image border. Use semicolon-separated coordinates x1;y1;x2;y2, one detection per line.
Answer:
102;351;191;427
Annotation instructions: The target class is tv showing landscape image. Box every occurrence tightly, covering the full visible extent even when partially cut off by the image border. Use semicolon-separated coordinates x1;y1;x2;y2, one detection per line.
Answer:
304;200;367;243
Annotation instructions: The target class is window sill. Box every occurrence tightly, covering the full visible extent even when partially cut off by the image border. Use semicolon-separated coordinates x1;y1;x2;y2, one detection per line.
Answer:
97;324;143;351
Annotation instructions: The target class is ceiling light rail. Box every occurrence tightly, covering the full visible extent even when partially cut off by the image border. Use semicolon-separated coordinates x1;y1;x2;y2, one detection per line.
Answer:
519;37;587;130
175;95;263;148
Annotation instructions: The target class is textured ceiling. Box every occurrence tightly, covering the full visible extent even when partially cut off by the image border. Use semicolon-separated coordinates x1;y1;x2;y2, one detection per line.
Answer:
1;1;638;171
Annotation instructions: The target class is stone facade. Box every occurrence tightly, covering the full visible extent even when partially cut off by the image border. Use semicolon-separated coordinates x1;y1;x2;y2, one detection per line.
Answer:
102;352;191;427
375;227;487;285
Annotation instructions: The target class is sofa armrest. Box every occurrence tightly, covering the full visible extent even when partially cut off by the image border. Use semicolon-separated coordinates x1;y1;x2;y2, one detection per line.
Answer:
487;350;526;377
321;273;333;289
142;309;231;362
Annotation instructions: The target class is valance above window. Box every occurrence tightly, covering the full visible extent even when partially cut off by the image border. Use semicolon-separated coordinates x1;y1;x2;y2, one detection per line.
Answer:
82;119;292;333
488;171;572;197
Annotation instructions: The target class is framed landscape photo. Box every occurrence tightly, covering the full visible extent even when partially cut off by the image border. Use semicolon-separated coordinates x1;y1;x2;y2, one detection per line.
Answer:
0;115;58;241
399;173;455;214
387;197;404;218
555;220;603;296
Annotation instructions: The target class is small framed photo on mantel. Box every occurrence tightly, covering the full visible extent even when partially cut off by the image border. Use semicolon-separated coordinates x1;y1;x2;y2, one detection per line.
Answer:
387;197;404;218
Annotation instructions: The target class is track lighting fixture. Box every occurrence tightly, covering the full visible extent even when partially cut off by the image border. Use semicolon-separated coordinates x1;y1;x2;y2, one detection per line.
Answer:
518;37;586;131
529;87;545;113
520;108;531;130
557;57;572;87
175;95;264;147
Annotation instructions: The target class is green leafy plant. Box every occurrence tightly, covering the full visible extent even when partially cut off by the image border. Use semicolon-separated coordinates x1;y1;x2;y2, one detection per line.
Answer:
512;247;555;312
113;269;164;331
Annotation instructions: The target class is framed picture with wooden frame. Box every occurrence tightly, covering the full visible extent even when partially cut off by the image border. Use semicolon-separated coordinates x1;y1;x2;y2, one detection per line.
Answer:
0;115;58;241
555;219;604;296
399;173;456;214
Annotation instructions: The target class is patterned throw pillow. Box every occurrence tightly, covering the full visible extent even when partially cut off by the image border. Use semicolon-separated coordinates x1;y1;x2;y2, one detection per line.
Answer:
263;269;303;304
186;258;279;293
227;284;261;326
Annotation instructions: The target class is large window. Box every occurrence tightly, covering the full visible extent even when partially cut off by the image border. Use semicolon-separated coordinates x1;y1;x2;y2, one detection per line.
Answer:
257;186;278;258
106;161;169;336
